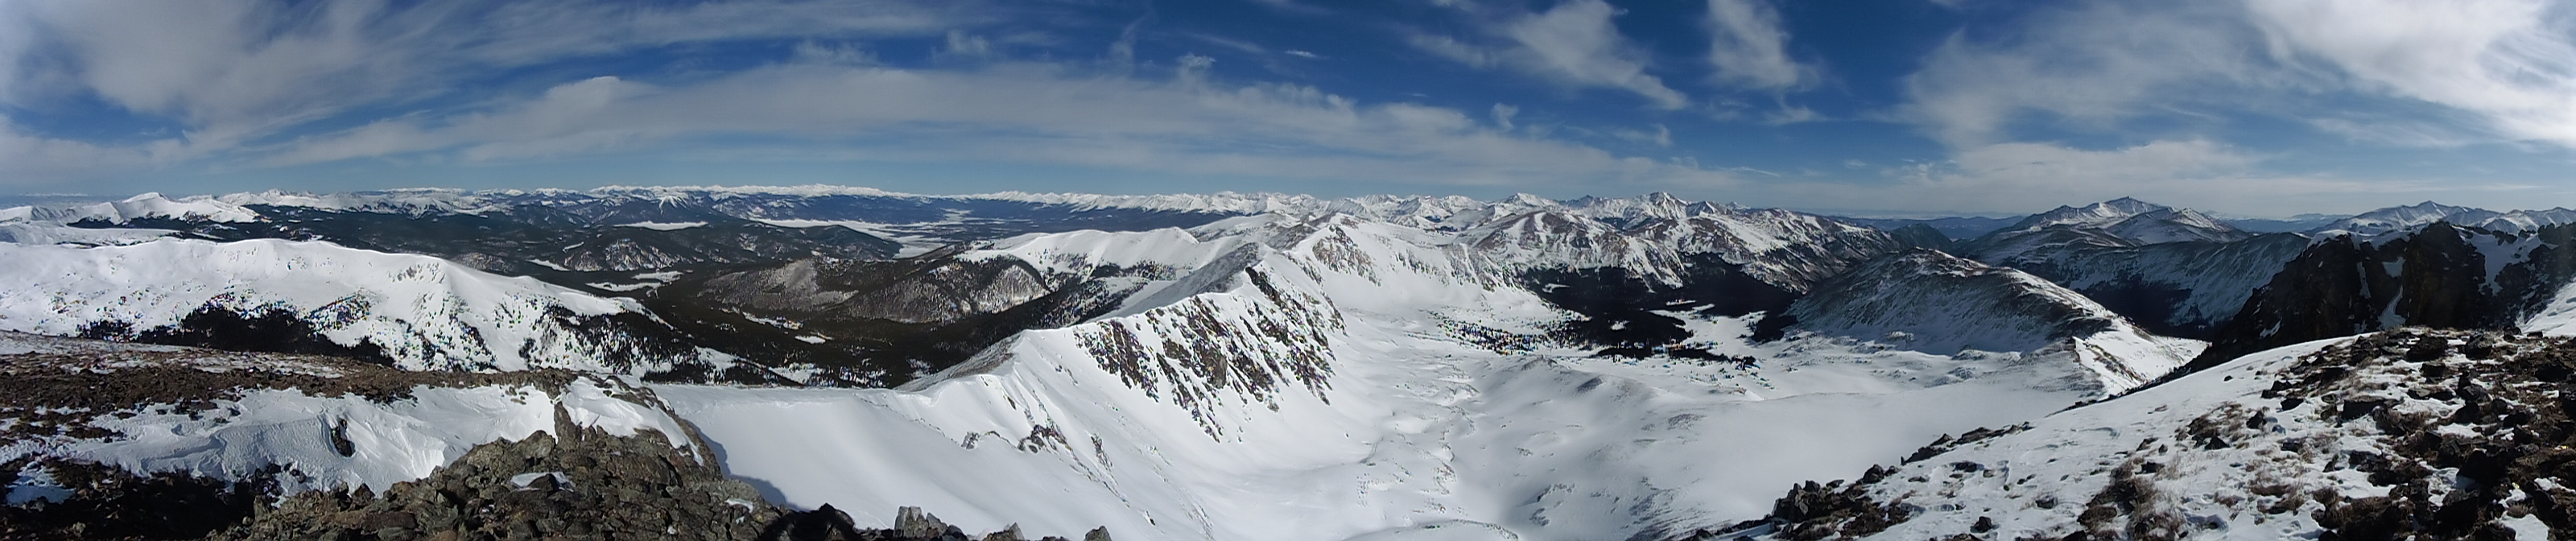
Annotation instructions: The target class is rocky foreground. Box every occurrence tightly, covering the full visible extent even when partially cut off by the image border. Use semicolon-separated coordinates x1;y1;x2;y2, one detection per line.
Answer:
0;333;1105;540
1693;328;2576;541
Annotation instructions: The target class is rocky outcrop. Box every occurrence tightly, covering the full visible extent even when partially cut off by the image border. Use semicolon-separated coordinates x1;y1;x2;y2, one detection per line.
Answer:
207;423;779;541
2194;222;2576;368
0;336;1112;540
1698;328;2576;541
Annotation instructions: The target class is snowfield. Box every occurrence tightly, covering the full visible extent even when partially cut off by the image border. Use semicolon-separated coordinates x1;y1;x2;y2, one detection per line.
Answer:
1726;326;2576;541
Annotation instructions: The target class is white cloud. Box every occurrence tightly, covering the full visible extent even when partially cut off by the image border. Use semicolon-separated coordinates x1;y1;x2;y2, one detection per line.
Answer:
1903;0;2576;154
0;0;976;147
1612;124;1673;147
0;118;171;187
1901;0;2289;147
1703;0;1807;89
1491;103;1519;130
939;31;996;61
266;60;1742;190
1407;0;1689;109
2246;0;2576;147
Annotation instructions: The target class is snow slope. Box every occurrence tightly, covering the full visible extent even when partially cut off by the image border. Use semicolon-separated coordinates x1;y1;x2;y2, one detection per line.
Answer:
647;216;2202;541
0;238;695;374
0;221;178;246
2013;233;2311;336
2310;201;2576;240
1961;199;2256;265
0;192;260;225
1785;250;2202;393
1731;328;2576;541
29;379;683;494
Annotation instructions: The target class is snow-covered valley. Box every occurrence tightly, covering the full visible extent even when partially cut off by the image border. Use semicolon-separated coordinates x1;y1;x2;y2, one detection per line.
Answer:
631;213;2194;540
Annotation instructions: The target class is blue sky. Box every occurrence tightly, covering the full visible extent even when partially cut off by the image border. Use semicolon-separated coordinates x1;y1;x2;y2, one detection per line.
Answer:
2;0;2575;217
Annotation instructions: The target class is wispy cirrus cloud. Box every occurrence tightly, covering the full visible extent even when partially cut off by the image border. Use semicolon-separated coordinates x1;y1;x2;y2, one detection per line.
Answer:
2247;0;2576;147
1903;0;2576;152
1761;139;2481;217
0;0;984;147
0;0;1757;194
266;58;1740;189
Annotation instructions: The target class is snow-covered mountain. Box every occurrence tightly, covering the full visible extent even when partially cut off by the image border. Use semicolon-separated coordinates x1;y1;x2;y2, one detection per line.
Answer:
1948;198;2301;339
2001;233;2312;339
1783;250;2201;392
2311;200;2576;239
1459;202;1899;292
643;213;2206;541
0;192;258;225
34;186;2576;540
0;238;713;375
1958;198;2256;264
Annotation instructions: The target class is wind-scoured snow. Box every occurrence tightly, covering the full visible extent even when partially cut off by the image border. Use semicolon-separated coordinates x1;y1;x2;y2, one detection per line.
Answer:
2310;201;2576;241
971;228;1243;279
0;192;260;225
0;222;178;246
0;238;681;373
614;221;707;230
2516;279;2576;337
1785;250;2202;393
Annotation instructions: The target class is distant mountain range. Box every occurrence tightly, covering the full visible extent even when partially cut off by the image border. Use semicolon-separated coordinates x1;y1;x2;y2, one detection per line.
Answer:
10;186;2576;540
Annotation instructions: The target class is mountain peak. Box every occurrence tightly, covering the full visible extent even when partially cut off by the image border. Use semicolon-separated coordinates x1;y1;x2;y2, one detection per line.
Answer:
2308;200;2502;239
2098;196;2160;211
2009;197;2174;232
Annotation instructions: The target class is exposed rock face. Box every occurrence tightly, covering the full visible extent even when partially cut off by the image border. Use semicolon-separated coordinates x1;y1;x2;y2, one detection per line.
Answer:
2195;222;2576;368
208;423;780;541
